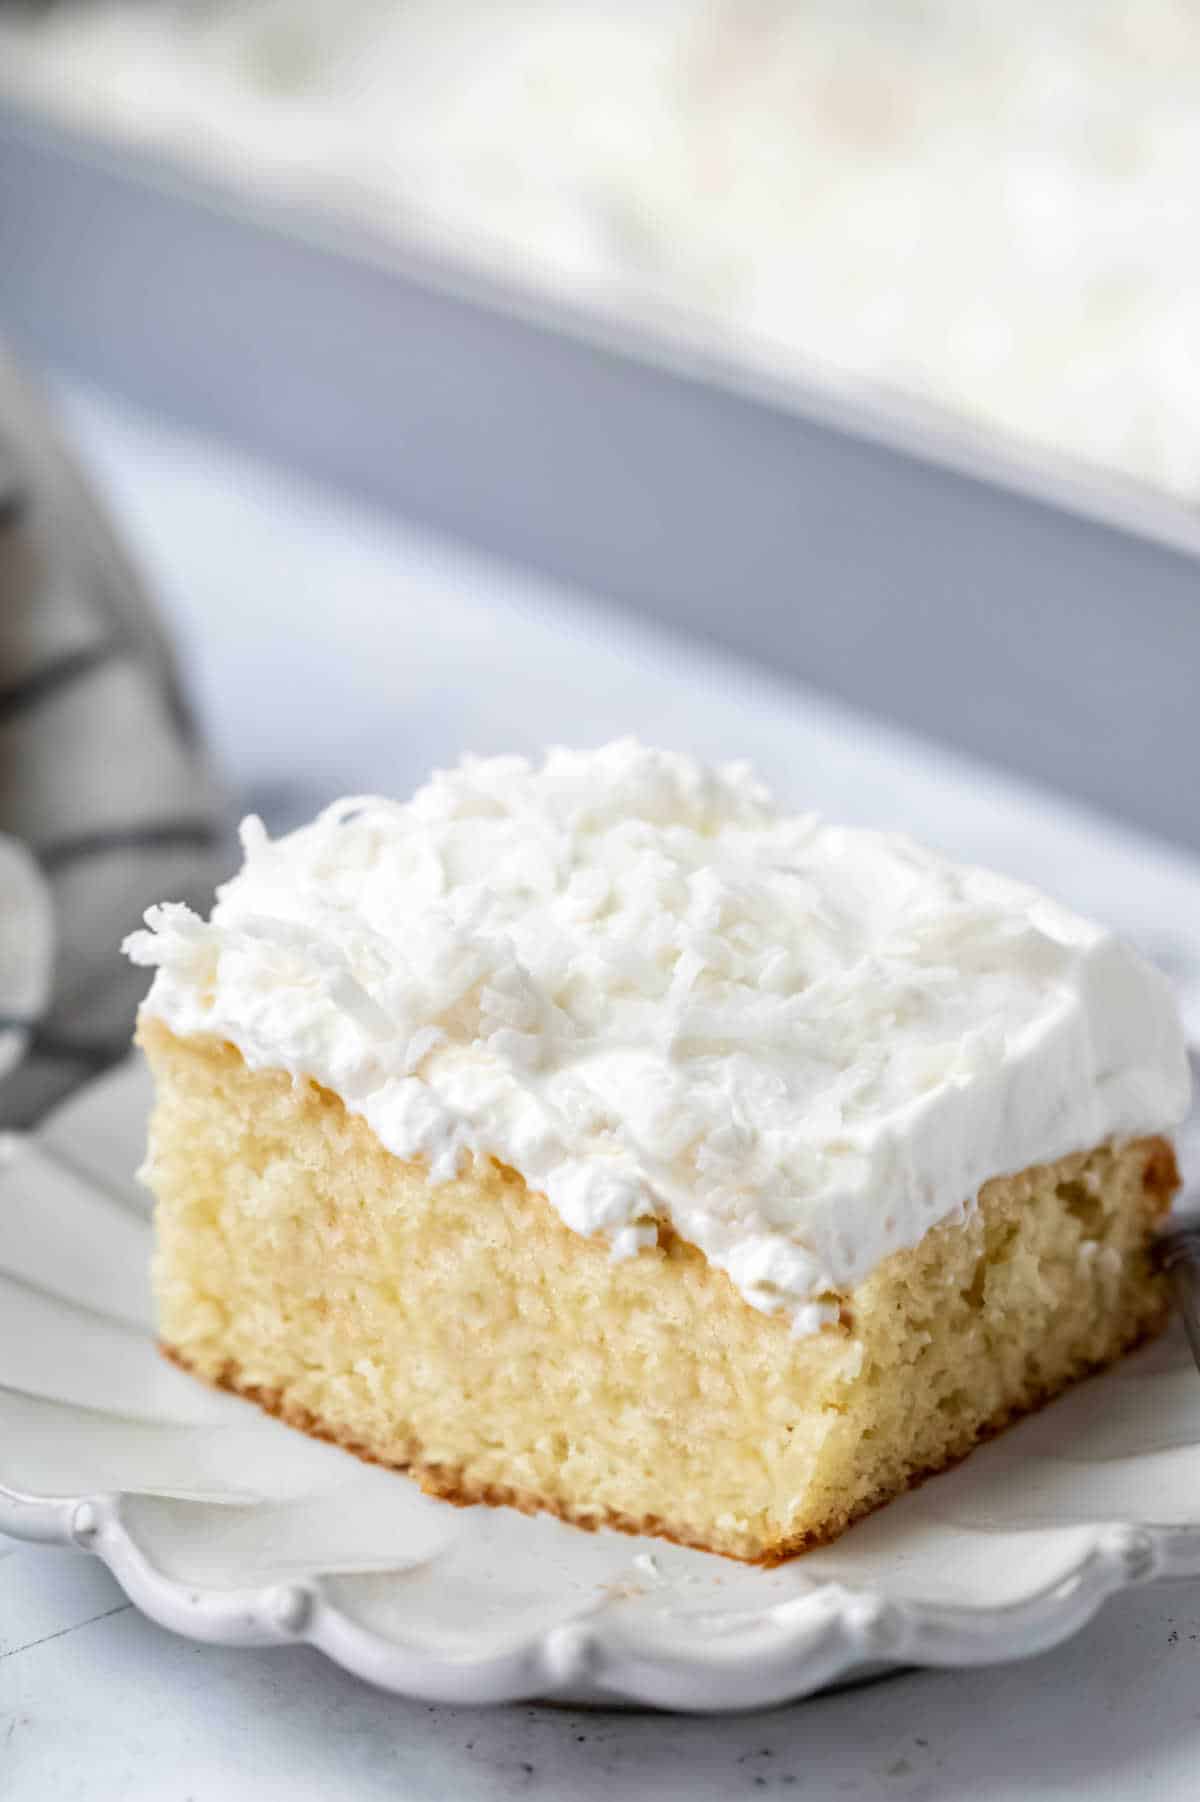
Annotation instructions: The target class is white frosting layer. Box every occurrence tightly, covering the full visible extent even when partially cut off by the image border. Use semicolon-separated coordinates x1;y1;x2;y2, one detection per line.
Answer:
126;741;1190;1333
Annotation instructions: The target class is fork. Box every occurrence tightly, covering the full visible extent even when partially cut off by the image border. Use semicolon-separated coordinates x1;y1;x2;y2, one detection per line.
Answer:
1153;1213;1200;1371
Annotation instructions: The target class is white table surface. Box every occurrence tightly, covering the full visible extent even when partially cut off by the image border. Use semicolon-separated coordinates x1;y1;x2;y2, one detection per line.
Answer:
4;381;1200;1800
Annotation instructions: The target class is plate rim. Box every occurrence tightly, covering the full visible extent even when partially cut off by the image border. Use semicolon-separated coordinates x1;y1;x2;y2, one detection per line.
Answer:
6;1457;1200;1710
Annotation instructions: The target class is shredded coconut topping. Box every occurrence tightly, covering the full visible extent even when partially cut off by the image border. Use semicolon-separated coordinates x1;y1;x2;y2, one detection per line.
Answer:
126;740;1189;1332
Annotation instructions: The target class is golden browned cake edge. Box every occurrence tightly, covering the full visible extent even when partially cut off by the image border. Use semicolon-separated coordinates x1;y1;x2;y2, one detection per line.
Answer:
162;1296;1173;1568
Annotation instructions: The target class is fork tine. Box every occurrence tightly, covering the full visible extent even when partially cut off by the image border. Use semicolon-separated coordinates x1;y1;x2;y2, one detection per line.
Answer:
1153;1212;1200;1373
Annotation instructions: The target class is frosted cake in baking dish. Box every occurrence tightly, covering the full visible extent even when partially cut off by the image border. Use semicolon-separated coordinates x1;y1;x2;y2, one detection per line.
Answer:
126;742;1188;1561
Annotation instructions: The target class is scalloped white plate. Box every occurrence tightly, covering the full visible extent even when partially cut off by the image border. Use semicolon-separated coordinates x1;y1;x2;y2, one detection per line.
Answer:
4;1058;1200;1712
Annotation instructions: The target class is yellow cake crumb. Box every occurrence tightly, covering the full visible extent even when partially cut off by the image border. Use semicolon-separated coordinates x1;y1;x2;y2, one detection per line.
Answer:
138;1019;1177;1562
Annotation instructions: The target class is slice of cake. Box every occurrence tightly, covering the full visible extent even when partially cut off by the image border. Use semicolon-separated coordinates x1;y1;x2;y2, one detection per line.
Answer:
126;742;1189;1562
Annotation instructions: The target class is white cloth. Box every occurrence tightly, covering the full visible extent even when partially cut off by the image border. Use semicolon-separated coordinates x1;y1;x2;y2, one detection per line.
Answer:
0;831;53;1088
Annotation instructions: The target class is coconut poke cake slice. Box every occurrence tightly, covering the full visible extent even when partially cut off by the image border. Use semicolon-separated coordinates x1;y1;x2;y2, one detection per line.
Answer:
125;742;1189;1562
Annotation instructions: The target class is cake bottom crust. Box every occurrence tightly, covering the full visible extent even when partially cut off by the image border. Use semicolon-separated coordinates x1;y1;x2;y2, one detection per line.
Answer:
162;1303;1169;1567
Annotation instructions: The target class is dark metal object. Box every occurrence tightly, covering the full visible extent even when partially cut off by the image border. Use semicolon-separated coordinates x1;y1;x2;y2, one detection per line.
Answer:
1153;1214;1200;1374
2;107;1200;850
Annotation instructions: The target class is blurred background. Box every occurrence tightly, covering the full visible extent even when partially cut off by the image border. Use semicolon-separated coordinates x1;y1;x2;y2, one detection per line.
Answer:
2;0;1200;1113
4;0;1200;502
